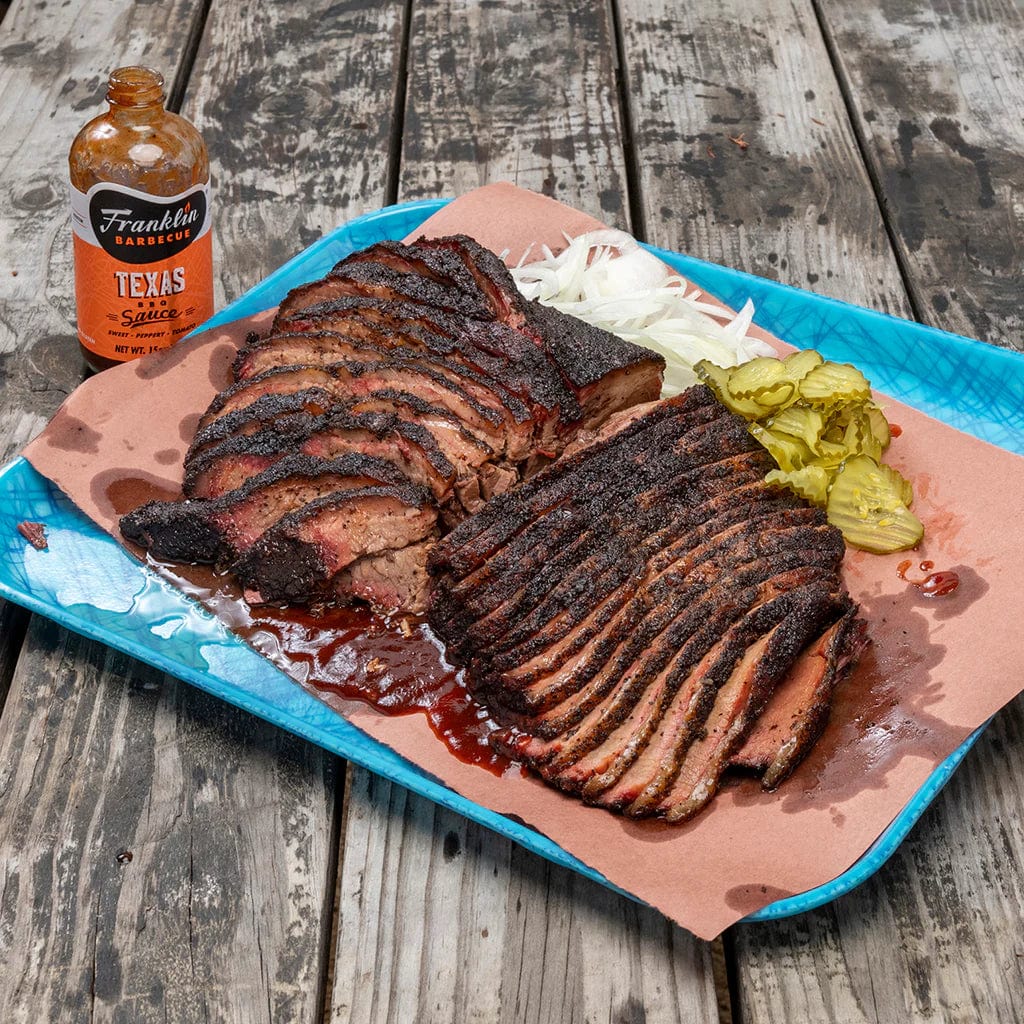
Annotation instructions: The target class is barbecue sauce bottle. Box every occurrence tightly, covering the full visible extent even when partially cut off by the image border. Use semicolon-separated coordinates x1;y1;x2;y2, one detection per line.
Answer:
69;66;213;372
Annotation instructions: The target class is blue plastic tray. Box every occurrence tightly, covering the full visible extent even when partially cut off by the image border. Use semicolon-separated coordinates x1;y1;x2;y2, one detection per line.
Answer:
1;198;1015;924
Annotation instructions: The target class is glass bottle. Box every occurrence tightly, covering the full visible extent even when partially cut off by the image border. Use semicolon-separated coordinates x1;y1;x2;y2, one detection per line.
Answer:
69;66;213;372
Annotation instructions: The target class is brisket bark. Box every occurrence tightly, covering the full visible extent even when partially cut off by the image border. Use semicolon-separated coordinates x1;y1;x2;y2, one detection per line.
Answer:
427;386;861;822
122;232;666;617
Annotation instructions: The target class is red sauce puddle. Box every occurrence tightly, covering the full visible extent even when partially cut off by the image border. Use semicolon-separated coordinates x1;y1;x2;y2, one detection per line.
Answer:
897;558;960;597
107;475;514;776
156;560;514;776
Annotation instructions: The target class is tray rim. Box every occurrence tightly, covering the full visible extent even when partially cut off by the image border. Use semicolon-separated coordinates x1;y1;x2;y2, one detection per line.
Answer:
4;195;1014;925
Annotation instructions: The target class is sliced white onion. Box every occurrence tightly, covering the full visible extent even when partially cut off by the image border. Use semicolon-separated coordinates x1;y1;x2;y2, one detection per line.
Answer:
510;231;773;397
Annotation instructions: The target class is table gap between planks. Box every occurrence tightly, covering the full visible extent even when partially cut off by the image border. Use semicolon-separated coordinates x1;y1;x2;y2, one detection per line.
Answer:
0;1;1020;1023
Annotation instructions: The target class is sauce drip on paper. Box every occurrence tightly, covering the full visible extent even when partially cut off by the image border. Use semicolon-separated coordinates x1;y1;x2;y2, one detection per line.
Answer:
147;557;513;776
897;558;960;597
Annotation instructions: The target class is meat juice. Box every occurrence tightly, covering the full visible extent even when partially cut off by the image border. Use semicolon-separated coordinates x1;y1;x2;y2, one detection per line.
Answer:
69;67;213;373
99;469;512;777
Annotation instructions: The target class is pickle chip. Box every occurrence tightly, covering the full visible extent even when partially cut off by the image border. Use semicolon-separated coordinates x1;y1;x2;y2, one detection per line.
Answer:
698;350;920;553
826;455;923;553
798;361;871;406
765;465;830;507
748;424;815;472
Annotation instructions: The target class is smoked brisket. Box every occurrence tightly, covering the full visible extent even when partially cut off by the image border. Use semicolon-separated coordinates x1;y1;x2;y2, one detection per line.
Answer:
427;387;861;822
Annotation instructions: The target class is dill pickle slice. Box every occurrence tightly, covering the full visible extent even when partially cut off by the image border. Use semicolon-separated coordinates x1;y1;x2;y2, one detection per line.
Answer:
748;424;814;472
765;465;830;507
812;441;849;467
781;348;824;384
695;361;772;418
769;405;825;449
864;401;891;450
728;357;788;398
798;361;871;406
826;455;923;552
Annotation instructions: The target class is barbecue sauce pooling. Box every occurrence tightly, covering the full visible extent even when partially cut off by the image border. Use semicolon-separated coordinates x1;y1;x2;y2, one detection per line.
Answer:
147;557;514;776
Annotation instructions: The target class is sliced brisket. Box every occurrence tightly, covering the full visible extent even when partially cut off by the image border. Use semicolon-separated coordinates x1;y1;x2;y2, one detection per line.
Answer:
122;453;412;564
122;231;670;621
233;483;438;605
428;386;861;822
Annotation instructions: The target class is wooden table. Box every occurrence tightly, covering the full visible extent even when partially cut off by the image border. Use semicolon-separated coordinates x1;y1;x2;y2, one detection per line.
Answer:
1;1;1022;1020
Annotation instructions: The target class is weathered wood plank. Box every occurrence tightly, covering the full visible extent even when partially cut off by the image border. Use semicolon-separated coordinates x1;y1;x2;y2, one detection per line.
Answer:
815;0;1024;346
0;0;405;1019
617;0;911;316
184;0;407;304
399;0;631;224
330;771;719;1024
0;616;338;1023
326;2;717;1021
731;702;1024;1024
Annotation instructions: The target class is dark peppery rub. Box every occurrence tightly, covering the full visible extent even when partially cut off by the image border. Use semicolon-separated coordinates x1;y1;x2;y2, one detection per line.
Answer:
121;233;667;615
234;483;439;606
122;453;415;564
427;386;862;823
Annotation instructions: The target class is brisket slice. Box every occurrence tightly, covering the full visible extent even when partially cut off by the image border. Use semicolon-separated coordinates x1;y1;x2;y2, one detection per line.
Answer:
275;295;468;340
198;360;533;460
523;303;664;428
232;331;391;380
412;234;531;327
333;539;435;614
275;261;494;322
427;388;859;821
242;315;579;442
336;240;485;297
187;387;336;461
121;453;413;564
233;484;438;605
730;609;864;787
184;410;457;502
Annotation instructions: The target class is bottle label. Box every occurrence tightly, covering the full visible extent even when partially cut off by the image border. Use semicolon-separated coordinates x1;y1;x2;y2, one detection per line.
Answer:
70;180;214;361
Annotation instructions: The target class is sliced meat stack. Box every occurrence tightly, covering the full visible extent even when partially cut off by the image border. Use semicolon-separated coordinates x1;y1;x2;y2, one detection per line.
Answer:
121;234;664;613
427;385;862;822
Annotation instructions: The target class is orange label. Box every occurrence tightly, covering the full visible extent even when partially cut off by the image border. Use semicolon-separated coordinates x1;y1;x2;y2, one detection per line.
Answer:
71;181;214;361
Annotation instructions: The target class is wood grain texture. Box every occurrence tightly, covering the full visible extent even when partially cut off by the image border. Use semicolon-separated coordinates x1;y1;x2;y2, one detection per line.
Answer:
0;0;411;1017
330;771;719;1024
400;0;630;224
0;618;337;1024
183;0;407;305
617;0;911;316
815;0;1024;344
732;700;1024;1024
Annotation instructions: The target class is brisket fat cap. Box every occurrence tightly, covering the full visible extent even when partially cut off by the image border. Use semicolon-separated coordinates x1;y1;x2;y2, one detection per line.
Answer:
426;388;862;822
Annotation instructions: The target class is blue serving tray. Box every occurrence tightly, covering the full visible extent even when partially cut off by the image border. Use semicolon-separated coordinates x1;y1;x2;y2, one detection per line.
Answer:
1;198;1015;924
